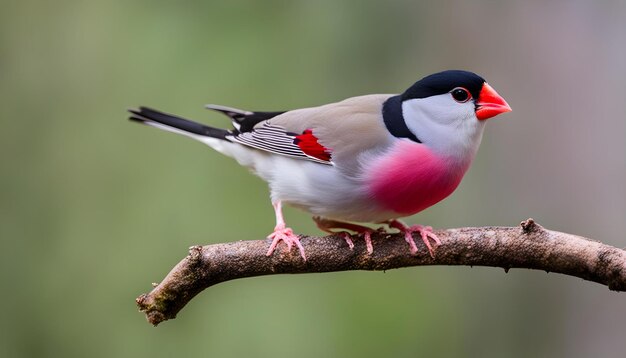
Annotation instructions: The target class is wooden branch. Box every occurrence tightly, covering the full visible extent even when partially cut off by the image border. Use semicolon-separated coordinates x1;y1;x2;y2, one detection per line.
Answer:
136;219;626;326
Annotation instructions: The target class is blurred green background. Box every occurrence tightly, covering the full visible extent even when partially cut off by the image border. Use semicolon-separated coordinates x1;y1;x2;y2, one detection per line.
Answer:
2;1;625;357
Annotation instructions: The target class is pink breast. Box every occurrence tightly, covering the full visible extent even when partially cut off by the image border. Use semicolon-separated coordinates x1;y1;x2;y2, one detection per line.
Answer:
367;141;469;216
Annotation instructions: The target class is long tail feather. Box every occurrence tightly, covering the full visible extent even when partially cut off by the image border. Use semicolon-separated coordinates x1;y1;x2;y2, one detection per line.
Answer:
128;107;230;139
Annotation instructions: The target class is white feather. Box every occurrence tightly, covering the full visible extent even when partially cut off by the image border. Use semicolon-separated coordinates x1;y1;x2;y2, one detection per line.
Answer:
252;154;395;222
141;121;232;156
140;118;387;221
402;94;485;164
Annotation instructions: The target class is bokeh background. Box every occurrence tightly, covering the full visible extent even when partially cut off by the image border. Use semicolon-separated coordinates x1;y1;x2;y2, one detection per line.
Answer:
2;1;625;357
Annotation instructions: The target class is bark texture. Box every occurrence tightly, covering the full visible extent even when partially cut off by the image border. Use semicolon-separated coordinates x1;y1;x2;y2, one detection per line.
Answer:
136;219;626;326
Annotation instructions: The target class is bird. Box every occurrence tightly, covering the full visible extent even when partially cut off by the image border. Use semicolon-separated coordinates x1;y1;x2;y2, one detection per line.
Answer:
128;70;511;261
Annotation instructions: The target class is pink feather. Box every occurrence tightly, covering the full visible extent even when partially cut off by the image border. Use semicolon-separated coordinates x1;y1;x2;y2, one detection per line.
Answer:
367;141;469;215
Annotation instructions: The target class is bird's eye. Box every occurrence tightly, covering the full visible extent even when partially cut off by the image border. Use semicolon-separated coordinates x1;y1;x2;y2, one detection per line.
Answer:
451;87;471;103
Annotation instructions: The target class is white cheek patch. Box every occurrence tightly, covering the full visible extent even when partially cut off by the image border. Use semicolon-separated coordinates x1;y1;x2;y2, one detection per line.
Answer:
401;95;485;159
403;95;471;126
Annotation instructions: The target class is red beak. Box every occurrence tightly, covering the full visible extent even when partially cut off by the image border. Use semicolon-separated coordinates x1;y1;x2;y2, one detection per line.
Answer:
475;83;512;120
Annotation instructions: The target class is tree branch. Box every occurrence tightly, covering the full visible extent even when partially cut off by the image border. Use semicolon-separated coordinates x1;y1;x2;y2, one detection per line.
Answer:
136;219;626;326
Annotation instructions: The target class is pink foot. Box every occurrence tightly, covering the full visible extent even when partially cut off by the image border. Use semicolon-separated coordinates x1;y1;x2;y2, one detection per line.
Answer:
388;220;441;257
312;216;377;253
362;230;373;254
266;224;306;261
266;201;306;260
337;229;374;254
336;232;355;250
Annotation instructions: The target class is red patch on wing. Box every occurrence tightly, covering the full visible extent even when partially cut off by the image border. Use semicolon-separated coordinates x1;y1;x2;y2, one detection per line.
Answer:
294;129;331;162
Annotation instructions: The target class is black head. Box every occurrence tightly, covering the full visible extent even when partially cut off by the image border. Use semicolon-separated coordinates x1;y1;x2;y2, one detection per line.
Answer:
401;70;485;102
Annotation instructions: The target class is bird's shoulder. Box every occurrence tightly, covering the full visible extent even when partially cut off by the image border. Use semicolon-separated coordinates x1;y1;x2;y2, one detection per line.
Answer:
228;94;398;167
265;94;393;132
268;94;396;159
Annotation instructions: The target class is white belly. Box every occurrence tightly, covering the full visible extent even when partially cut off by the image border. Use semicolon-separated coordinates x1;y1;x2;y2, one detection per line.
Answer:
215;140;397;223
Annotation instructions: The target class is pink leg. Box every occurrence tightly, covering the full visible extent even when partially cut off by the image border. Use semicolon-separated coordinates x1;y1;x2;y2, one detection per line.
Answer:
313;216;377;254
386;219;442;257
266;201;306;260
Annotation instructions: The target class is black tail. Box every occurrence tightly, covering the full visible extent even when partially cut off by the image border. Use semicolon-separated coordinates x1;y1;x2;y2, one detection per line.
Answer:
128;107;230;139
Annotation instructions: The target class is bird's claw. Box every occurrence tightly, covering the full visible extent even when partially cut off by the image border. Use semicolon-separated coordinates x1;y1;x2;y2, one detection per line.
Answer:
402;225;440;257
335;232;355;250
362;230;374;254
267;225;306;261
